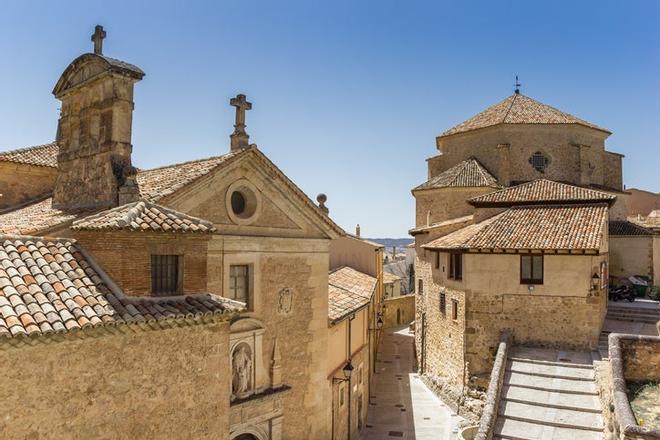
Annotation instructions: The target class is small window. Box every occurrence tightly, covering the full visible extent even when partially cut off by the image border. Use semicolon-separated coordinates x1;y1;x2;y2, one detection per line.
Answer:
521;255;543;285
449;252;463;281
339;384;345;406
151;255;182;295
439;292;446;315
435;252;440;269
231;191;247;215
229;265;250;303
529;152;549;172
418;279;423;294
451;299;458;321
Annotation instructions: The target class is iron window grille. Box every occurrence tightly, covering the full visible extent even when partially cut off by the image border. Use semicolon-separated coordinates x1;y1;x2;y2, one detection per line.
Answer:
151;255;182;295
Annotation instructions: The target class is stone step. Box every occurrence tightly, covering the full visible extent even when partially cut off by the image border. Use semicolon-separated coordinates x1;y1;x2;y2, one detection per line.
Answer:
501;385;601;413
508;357;594;370
504;371;598;395
607;311;659;319
494;416;603;440
507;360;594;380
498;401;604;432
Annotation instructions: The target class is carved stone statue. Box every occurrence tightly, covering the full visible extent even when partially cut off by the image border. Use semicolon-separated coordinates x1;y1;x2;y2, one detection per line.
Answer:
232;344;252;396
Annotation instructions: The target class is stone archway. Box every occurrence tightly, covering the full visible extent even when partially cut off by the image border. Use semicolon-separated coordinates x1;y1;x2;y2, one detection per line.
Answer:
233;434;259;440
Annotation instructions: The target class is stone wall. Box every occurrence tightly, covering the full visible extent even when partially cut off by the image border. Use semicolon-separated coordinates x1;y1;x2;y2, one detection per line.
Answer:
610;236;653;281
428;124;621;191
0;162;56;209
414;187;491;227
75;230;210;296
331;344;369;440
0;321;231;439
383;295;415;328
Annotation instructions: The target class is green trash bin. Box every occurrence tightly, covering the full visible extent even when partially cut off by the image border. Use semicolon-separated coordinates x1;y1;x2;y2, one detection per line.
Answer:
629;276;649;298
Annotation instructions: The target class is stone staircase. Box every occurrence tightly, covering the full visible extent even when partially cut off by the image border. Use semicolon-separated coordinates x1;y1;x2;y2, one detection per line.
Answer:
598;331;610;359
493;350;603;440
606;303;660;324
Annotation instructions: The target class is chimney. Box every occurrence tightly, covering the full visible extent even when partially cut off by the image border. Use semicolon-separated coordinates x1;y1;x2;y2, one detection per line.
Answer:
51;25;144;210
355;224;361;237
317;194;329;214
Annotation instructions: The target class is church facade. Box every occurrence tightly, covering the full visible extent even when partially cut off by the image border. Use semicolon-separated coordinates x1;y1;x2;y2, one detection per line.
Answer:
410;91;650;414
0;26;345;440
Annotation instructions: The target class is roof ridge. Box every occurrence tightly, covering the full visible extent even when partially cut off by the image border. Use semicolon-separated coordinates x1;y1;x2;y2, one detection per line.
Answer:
138;152;237;174
501;93;518;123
0;141;57;156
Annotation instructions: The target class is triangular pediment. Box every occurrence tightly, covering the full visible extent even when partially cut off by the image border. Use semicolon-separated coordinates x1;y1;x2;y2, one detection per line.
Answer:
158;148;343;240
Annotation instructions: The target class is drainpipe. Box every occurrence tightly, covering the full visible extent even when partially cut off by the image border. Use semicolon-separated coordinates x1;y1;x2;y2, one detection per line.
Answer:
348;316;352;440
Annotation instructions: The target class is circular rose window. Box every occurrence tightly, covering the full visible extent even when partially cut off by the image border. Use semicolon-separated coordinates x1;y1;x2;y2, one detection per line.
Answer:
226;180;260;224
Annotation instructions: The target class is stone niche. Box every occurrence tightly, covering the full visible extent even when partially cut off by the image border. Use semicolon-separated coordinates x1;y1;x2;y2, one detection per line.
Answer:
229;318;268;400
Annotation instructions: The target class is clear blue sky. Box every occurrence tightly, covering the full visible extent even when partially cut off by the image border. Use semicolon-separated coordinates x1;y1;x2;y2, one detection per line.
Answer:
1;1;658;237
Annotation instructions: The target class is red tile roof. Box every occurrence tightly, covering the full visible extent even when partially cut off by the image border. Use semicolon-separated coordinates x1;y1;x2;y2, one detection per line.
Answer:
72;201;216;233
0;142;59;168
423;204;608;252
328;266;376;322
0;236;239;338
469;179;616;206
414;158;499;191
440;94;609;138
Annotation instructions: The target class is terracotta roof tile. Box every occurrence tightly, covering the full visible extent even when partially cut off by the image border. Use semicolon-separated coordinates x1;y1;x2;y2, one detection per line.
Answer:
0;235;238;339
440;94;608;138
469;179;616;206
72;201;216;233
414;158;499;191
630;209;660;231
328;266;377;322
423;204;608;251
0;142;59;168
383;271;401;284
609;221;652;236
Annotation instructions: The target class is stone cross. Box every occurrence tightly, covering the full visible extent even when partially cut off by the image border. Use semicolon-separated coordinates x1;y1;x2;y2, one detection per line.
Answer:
91;25;106;55
230;94;252;151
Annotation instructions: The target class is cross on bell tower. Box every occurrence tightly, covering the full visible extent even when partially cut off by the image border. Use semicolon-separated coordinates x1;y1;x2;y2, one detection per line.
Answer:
230;94;252;151
91;25;106;55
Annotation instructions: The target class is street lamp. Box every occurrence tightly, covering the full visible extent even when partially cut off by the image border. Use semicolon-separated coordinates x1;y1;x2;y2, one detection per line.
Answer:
377;317;383;330
334;359;354;382
591;273;600;291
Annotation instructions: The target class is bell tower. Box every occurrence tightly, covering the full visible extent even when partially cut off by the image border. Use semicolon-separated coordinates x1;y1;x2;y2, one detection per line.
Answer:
51;25;144;210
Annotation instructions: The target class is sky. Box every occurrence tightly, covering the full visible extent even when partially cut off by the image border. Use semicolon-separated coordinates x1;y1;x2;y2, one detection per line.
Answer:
0;1;658;237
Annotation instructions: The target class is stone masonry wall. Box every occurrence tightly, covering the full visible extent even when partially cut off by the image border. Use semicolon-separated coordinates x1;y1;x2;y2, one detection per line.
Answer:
383;295;415;328
331;344;369;440
414;187;492;227
0;162;57;209
0;321;231;439
621;337;660;382
75;231;210;296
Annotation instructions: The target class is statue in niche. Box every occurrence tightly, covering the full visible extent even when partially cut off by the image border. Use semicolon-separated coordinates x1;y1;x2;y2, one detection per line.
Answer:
232;344;252;396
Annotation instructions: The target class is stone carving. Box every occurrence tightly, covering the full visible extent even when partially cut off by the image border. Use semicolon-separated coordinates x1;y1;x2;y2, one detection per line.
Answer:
232;343;252;396
277;288;293;315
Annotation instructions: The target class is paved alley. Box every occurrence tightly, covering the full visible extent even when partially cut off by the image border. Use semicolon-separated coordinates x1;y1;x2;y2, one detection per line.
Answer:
360;326;461;440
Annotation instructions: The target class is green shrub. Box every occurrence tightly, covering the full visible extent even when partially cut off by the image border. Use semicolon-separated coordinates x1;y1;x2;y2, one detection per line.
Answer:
649;286;660;301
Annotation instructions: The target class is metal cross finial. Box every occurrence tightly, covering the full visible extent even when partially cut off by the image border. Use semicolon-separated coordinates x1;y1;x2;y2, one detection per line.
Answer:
229;94;252;150
515;75;521;94
91;25;107;55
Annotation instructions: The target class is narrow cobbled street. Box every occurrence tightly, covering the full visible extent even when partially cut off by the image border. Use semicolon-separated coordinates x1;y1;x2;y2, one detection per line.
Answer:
360;326;461;440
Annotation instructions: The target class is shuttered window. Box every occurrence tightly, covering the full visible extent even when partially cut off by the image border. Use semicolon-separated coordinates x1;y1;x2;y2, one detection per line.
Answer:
151;255;182;295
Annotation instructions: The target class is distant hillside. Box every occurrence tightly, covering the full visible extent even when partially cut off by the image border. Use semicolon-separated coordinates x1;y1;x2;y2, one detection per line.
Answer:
367;238;413;248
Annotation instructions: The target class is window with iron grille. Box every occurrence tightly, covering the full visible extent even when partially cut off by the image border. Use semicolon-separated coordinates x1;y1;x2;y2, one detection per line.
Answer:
229;265;250;303
449;252;463;280
418;279;423;295
151;255;182;295
451;299;458;321
520;255;544;285
439;292;446;315
529;152;549;172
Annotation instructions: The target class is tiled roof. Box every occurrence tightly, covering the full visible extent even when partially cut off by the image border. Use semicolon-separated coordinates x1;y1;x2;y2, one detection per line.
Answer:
630;210;660;230
609;221;652;236
0;142;59;168
440;93;609;138
72;201;216;233
137;150;245;202
414;158;499;191
409;215;474;235
469;179;616;206
328;266;377;322
383;271;401;284
0;197;86;235
423;204;608;252
0;236;239;339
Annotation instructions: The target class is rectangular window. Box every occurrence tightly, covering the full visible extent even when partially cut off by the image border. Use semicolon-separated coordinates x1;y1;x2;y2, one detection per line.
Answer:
339;384;345;406
151;255;182;295
520;255;543;285
451;299;458;321
229;265;249;303
449;252;463;280
435;252;440;269
439;292;446;315
418;279;423;295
